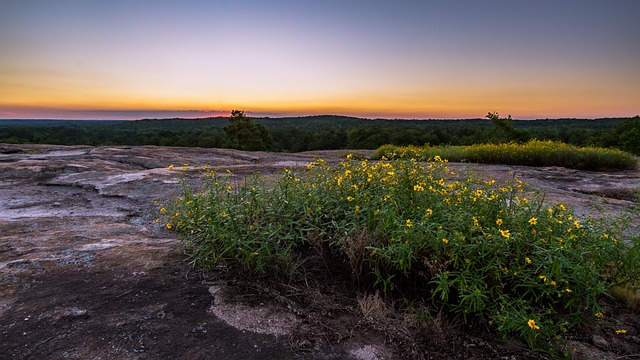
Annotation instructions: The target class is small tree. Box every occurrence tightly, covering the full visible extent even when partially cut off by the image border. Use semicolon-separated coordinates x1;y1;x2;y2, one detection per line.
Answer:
223;110;274;151
486;112;530;143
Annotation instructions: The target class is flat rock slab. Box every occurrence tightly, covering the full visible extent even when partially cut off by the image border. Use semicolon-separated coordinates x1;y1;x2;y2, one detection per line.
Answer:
0;144;638;359
0;144;366;360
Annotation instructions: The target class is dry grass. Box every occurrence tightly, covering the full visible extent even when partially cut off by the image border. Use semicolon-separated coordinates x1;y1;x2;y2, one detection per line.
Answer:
343;230;377;284
609;285;640;311
357;292;390;320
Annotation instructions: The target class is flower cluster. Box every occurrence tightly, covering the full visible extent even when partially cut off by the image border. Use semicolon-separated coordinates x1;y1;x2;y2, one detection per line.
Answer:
162;154;639;350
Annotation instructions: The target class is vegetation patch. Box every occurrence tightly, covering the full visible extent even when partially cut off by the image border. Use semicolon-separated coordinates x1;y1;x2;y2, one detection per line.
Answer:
375;140;638;171
2;115;638;154
164;156;640;352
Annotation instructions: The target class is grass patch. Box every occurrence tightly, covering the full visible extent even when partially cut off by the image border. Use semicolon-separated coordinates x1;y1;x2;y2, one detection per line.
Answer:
374;140;638;171
609;285;640;311
163;156;639;351
357;292;390;320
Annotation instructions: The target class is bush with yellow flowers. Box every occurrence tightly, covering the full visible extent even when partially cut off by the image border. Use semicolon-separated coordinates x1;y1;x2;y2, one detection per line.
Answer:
164;155;639;350
375;140;637;171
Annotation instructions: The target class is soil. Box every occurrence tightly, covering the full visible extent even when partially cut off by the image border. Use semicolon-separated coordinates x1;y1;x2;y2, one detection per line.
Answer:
1;143;639;359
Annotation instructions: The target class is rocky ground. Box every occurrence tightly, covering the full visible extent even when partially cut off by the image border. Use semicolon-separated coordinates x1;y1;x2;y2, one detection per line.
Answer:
1;143;639;359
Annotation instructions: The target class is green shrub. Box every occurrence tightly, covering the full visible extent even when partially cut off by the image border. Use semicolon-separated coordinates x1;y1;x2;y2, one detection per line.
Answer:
374;140;638;171
164;157;639;350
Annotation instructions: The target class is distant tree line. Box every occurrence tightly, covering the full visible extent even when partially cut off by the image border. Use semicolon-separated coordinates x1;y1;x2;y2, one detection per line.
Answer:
1;113;638;155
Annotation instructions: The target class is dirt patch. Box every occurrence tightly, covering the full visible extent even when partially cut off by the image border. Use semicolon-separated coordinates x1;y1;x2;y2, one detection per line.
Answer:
1;144;639;359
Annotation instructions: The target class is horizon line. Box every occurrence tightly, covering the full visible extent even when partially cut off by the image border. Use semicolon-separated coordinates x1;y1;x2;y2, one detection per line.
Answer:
1;114;637;122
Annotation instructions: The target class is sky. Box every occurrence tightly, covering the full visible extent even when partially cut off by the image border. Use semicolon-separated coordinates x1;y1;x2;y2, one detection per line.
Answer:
1;1;639;120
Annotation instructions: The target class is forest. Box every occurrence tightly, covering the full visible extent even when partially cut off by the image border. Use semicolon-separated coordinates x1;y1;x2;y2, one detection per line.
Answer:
1;114;638;155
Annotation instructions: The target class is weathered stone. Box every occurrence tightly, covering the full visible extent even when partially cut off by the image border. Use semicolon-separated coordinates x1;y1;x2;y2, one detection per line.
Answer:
592;334;609;349
1;143;639;359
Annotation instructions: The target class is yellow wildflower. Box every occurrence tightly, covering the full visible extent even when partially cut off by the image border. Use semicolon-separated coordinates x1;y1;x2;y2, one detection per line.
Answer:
496;218;503;226
565;288;572;293
539;275;547;282
528;217;537;225
527;319;540;330
160;207;166;213
525;257;532;264
426;208;433;216
442;238;449;244
615;329;628;334
406;219;413;227
166;223;172;230
594;312;604;318
500;229;510;238
346;196;355;202
168;164;174;170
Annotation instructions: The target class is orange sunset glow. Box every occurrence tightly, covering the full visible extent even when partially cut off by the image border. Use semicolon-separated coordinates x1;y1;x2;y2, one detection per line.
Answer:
1;1;639;120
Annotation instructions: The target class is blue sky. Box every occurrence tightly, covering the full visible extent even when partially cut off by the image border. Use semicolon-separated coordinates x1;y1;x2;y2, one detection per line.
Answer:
1;0;639;119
